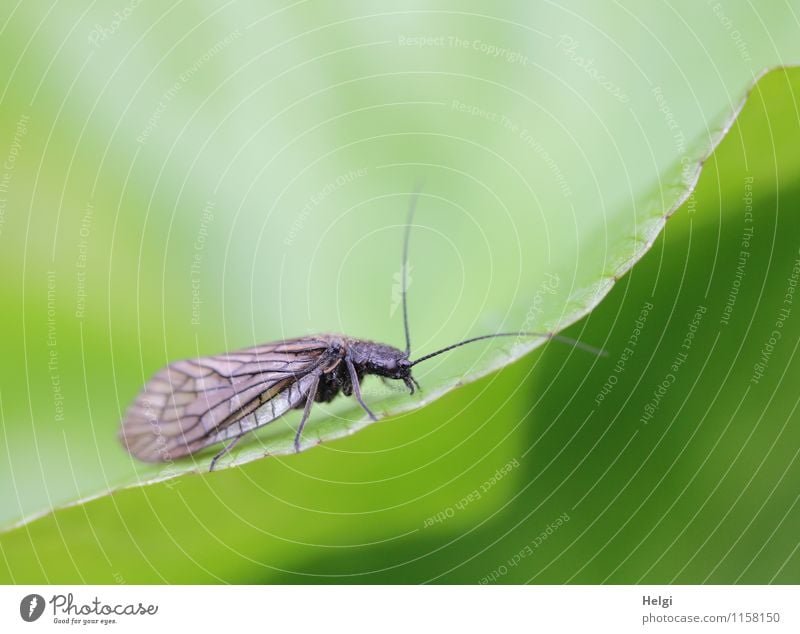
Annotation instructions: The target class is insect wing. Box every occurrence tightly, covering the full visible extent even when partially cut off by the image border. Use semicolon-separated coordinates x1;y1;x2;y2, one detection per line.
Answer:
119;340;327;462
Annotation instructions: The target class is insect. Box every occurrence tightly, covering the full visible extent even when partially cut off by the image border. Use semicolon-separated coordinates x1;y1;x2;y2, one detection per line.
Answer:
119;189;604;471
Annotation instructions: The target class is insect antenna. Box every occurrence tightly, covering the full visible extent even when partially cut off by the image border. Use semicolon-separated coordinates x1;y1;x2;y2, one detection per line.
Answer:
398;183;605;366
410;331;607;367
401;182;423;356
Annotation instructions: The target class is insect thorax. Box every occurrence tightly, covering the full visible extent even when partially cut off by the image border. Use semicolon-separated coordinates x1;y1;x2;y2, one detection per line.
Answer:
346;339;409;378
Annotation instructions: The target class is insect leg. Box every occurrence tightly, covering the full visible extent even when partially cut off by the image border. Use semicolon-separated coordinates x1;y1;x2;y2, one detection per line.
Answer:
404;376;421;394
294;370;321;453
345;357;378;421
209;434;244;472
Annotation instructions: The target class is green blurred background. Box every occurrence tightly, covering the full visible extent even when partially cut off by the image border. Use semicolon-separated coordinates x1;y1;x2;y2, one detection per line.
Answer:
1;1;799;583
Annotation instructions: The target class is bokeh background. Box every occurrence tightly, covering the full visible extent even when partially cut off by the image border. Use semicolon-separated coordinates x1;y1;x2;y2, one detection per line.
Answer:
1;1;799;583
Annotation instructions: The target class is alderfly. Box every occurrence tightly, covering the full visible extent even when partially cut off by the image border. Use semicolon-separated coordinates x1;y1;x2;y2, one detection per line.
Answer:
119;188;604;470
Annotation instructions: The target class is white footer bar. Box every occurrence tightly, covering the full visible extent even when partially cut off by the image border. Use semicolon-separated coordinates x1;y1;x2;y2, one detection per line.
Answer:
2;585;797;633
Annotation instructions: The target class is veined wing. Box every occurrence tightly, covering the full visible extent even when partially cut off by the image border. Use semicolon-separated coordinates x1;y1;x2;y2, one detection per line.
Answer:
119;339;330;462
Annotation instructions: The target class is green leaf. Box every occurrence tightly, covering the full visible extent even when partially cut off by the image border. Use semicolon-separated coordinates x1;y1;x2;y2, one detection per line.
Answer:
1;2;799;582
3;67;800;583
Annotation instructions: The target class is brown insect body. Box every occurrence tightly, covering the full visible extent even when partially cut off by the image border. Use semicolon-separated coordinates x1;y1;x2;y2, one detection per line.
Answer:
120;187;603;470
284;335;417;406
120;334;417;469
